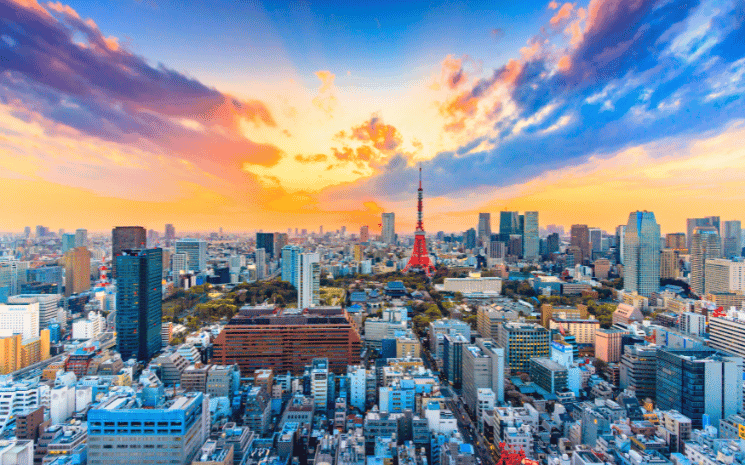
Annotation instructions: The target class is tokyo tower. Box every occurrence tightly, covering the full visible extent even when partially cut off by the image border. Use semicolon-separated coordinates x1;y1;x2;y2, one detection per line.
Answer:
403;167;435;276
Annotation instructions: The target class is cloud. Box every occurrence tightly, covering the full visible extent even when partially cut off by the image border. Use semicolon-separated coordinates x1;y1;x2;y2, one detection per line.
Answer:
0;0;281;172
349;114;403;153
295;153;328;163
312;70;338;116
550;3;573;27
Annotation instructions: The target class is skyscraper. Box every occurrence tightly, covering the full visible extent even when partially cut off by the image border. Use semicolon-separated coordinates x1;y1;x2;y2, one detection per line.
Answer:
615;225;626;264
465;228;476;249
665;233;687;250
546;233;560;255
687;217;719;250
298;252;320;309
623;211;660;298
116;248;163;361
111;226;146;278
589;228;602;254
74;228;87;248
281;245;301;288
570;225;590;264
63;247;91;297
723;220;742;258
164;223;176;246
61;233;75;254
175;239;207;273
359;225;369;243
256;232;275;258
523;211;539;260
499;211;519;237
255;248;266;280
477;213;491;244
381;213;395;244
690;226;721;296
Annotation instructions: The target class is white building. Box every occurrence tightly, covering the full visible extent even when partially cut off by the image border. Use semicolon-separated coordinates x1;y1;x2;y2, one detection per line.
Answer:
705;258;745;294
0;303;39;340
0;380;48;433
442;277;502;294
477;388;496;427
310;359;329;410
175;239;207;273
71;312;105;340
50;385;76;424
255;248;266;280
0;438;33;464
347;366;369;412
172;252;189;275
7;294;60;329
709;309;745;359
382;213;396;244
298;253;320;309
680;312;706;336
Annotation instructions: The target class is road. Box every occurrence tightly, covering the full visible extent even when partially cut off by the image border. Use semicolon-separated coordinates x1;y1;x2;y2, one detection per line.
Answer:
446;397;498;465
11;353;67;381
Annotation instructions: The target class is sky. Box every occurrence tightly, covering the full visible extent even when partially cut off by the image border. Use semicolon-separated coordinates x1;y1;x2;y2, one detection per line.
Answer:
1;0;744;234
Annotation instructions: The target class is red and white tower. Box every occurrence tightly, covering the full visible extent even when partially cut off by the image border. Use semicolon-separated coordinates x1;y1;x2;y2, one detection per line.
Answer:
403;167;435;276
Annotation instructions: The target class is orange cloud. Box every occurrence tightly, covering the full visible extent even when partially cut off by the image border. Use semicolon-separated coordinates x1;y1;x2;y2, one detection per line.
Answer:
313;70;338;116
548;1;559;9
350;115;402;152
550;3;574;26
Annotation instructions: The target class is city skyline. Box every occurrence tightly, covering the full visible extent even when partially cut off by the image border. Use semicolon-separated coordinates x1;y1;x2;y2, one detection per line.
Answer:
1;0;744;233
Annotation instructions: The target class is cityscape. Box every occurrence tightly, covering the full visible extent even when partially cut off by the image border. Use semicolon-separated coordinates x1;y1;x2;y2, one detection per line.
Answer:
1;0;745;465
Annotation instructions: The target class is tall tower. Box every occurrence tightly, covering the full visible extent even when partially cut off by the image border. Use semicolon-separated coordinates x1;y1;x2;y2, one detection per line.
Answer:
623;211;661;298
690;226;721;296
403;168;435;276
477;213;491;244
381;213;396;244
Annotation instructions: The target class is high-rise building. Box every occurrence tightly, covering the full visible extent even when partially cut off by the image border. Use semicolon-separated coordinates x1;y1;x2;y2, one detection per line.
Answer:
723;220;742;258
656;347;742;429
477;213;491;244
255;248;266;280
666;233;687;250
175;239;207;273
589;228;602;254
111;226;146;278
213;306;361;375
116;248;163;361
619;344;657;401
88;392;208;465
382;213;396;244
623;211;660;298
359;226;369;243
690;226;721;295
523;211;539;260
61;234;75;254
660;249;681;280
570;225;590;264
465;228;476;249
496;321;549;373
256;232;275;258
615;225;626;264
171;252;189;275
462;339;505;413
0;302;39;339
275;233;288;253
546;233;560;255
443;333;468;389
74;228;87;248
687;217;719;250
165;223;176;246
7;294;59;329
298;253;320;309
488;240;506;259
704;258;745;294
499;211;519;236
63;247;91;297
281;245;301;288
0;260;30;297
709;312;745;359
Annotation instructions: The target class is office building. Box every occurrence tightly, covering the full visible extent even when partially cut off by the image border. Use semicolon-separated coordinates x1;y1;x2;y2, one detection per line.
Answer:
310;358;330;410
595;328;629;363
529;358;568;394
619;344;657;400
548;317;600;344
175;239;207;273
499;211;519;237
382;213;396;244
298;252;320;309
74;228;87;247
589;228;602;253
26;265;63;294
7;294;59;329
690;226;721;295
172;252;189;275
497;321;549;373
281;245;301;288
656;347;742;428
660;249;681;279
0;302;39;340
488;240;506;259
61;233;76;253
0;329;50;374
88;392;208;465
523;211;539;260
687;217;719;250
116;248;163;361
462;339;505;414
705;258;745;294
680;312;706;336
63;247;91;297
111;226;147;278
666;232;687;250
359;226;369;243
616;224;626;264
570;225;590;264
723;220;742;258
165;223;176;245
465;228;476;250
255;248;266;280
256;232;275;259
443;334;468;389
213;306;361;375
477;213;491;244
709;311;745;359
623;211;661;298
546;233;559;255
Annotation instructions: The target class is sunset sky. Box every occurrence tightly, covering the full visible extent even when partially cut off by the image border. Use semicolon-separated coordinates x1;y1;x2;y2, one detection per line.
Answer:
1;0;744;234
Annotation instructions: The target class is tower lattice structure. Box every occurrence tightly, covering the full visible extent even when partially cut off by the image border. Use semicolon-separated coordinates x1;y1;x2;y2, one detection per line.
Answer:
403;167;435;276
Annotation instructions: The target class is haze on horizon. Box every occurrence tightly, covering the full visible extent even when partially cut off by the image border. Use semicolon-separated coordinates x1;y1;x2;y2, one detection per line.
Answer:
0;0;744;235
